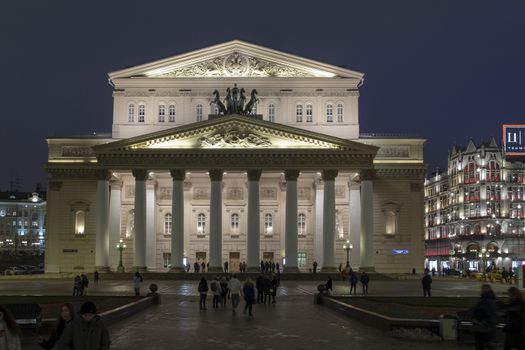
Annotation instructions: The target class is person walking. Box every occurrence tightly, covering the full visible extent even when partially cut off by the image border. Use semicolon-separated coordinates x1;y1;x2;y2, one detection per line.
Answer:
0;305;22;350
81;274;89;296
224;261;229;273
325;277;333;296
262;275;272;304
194;261;200;273
270;275;279;303
242;278;255;317
93;271;99;285
313;261;318;274
503;286;524;350
422;271;432;297
37;303;75;349
471;284;498;350
228;274;242;315
210;276;222;309
256;275;264;303
72;276;82;296
349;271;358;295
360;272;370;295
133;272;143;296
219;275;229;307
198;277;209;310
260;260;264;273
201;261;206;273
58;301;110;350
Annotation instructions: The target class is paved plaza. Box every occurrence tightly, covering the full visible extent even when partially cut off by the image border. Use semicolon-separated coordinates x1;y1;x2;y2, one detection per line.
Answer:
3;277;514;349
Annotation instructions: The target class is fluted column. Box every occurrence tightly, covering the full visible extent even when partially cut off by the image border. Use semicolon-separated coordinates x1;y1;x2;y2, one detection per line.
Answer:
360;170;375;271
108;180;122;271
132;169;148;272
208;169;223;272
284;170;300;272
247;170;262;271
349;178;361;269
321;170;338;272
95;170;111;271
170;170;186;272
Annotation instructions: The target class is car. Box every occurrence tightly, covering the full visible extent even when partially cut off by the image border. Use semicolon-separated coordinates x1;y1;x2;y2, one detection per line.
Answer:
4;266;27;275
447;269;462;276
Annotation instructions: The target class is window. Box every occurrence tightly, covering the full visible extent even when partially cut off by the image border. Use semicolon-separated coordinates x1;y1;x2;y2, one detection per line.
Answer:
268;104;275;122
326;104;333;122
197;213;206;235
231;213;239;235
138;104;145;123
164;213;172;235
488;161;500;182
264;213;273;235
168;104;176;122
196;104;203;122
306;104;313;123
298;213;306;235
128;103;135;122
297;252;307;268
163;252;171;268
158;104;165;122
75;210;85;235
296;104;303;122
336;103;344;122
382;202;400;236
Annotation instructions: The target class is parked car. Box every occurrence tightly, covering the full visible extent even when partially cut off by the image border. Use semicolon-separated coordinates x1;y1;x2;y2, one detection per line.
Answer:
447;269;462;276
4;266;27;275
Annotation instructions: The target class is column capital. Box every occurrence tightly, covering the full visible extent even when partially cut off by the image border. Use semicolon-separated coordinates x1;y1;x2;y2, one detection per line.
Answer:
109;180;123;189
170;169;186;181
360;169;376;181
321;169;339;182
284;169;300;182
247;170;262;182
209;169;223;182
132;169;149;181
95;169;112;181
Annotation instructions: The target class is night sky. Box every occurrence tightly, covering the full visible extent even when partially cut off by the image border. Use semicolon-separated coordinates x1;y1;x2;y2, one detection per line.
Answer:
1;1;524;191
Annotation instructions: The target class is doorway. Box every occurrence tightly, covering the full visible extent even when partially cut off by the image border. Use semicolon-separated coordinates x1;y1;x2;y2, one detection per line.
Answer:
229;252;240;272
196;252;207;264
263;252;274;262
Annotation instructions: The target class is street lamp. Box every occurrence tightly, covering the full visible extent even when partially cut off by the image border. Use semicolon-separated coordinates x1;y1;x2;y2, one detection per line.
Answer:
116;239;126;273
343;240;353;268
478;248;490;280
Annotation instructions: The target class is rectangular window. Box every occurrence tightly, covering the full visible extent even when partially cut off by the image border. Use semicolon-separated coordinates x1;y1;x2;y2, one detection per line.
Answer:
337;104;344;122
268;104;275;122
163;252;171;268
138;104;145;123
158;105;165;122
306;104;313;123
128;104;135;122
297;252;307;268
326;104;333;122
169;105;176;122
296;105;303;122
196;104;203;122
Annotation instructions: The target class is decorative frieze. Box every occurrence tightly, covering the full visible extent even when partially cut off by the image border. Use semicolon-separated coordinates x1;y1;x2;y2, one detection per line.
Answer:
226;187;244;200
193;187;210;200
61;146;94;157
297;187;311;200
159;187;172;200
260;187;277;200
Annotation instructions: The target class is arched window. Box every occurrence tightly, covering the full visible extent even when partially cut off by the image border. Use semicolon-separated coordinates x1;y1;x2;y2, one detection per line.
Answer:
164;213;172;235
336;103;344;122
168;104;176;122
231;213;239;235
268;104;275;122
264;213;273;235
158;104;165;122
75;210;85;235
306;104;313;123
196;104;203;122
326;104;333;122
297;213;306;235
296;104;303;122
197;213;206;235
128;103;135;122
385;211;397;235
138;104;145;123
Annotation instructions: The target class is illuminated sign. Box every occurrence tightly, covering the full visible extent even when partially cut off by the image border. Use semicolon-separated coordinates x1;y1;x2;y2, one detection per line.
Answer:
392;249;409;255
503;124;525;156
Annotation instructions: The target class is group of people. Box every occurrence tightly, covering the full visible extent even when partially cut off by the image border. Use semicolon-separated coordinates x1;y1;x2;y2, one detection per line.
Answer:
72;274;90;296
324;270;370;295
197;273;279;317
260;260;279;274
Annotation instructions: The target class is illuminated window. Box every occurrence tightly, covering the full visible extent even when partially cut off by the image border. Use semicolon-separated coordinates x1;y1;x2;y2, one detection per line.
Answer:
306;104;313;123
163;252;171;268
196;104;203;122
138;104;145;123
382;202;400;236
326;104;333;122
296;104;303;122
264;213;273;235
197;213;206;235
297;252;307;268
75;211;85;235
158;104;165;122
231;213;239;235
164;213;172;235
297;213;306;235
268;104;275;122
128;103;135;122
168;104;176;122
336;103;344;122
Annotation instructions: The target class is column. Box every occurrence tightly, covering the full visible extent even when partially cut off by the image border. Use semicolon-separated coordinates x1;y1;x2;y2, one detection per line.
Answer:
208;169;223;272
108;180;122;271
313;175;324;267
95;170;110;271
360;170;375;271
170;169;186;272
132;169;148;272
145;179;156;270
247;170;262;271
284;170;300;272
349;178;361;268
321;170;338;272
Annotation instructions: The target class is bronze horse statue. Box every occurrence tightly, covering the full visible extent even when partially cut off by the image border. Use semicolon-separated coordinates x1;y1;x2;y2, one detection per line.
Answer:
244;89;259;115
211;89;227;115
237;88;246;114
225;88;234;114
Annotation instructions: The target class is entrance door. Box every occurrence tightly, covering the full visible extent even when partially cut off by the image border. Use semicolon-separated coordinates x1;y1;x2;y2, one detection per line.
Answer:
229;252;240;272
196;252;206;264
263;252;274;262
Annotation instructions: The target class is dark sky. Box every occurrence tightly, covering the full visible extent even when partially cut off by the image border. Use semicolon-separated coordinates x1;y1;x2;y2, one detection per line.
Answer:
1;1;524;191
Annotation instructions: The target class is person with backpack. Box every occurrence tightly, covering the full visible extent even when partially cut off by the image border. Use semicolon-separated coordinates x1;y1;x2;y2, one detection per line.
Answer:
133;272;143;296
198;277;209;310
210;276;222;309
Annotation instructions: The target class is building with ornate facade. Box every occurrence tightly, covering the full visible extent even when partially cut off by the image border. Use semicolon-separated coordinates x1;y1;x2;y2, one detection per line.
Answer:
425;138;525;273
45;41;425;273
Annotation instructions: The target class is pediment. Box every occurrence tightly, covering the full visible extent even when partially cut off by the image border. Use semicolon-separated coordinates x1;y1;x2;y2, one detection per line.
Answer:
94;115;377;154
108;40;363;80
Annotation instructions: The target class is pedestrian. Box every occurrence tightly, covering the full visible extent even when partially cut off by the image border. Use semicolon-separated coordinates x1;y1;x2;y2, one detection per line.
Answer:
37;303;74;349
201;261;206;273
133;271;143;296
81;274;89;296
58;301;110;350
0;305;22;350
431;267;436;277
360;272;369;295
349;271;358;295
207;262;209;272
198;277;209;310
270;274;278;303
242;278;255;317
224;261;229;273
471;284;498;350
325;277;333;296
271;262;276;273
256;275;264;303
260;260;264;273
72;275;82;296
194;261;199;273
186;263;190;273
210;276;222;309
228;274;242;315
275;262;280;273
94;271;99;285
338;263;342;273
263;275;272;304
219;275;229;307
502;267;509;284
313;261;318;274
422;271;432;297
503;286;524;350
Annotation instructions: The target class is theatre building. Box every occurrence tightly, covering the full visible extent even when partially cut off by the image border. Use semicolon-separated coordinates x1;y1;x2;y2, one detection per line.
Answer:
45;41;425;273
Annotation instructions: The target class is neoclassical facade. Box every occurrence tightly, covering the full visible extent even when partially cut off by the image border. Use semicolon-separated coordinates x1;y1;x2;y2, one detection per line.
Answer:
45;41;425;273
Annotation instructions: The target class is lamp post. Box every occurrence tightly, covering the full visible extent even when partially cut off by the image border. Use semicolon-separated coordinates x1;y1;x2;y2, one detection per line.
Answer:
343;240;353;268
116;239;126;273
478;248;490;280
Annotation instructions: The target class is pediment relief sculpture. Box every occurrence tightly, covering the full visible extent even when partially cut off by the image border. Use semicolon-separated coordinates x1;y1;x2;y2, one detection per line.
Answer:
199;129;272;148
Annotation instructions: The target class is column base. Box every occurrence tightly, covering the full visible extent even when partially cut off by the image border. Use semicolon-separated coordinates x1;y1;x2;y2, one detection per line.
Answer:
359;266;376;272
283;266;300;273
321;266;338;273
133;266;148;273
95;266;110;273
169;267;186;273
116;265;125;273
207;266;224;273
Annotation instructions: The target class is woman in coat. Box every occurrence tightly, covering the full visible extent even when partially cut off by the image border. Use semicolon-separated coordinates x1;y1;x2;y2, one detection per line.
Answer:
198;277;209;310
37;303;75;349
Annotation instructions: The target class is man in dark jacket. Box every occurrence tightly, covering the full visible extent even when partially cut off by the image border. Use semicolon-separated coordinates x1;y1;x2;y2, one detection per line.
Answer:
471;284;498;350
58;301;110;350
422;271;432;297
256;275;264;303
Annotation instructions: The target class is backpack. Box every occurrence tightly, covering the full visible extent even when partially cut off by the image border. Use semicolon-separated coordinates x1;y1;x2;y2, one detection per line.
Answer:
211;281;218;292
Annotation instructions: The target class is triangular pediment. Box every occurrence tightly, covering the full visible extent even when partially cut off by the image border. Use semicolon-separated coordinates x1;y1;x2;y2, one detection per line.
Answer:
94;116;377;154
108;40;363;80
